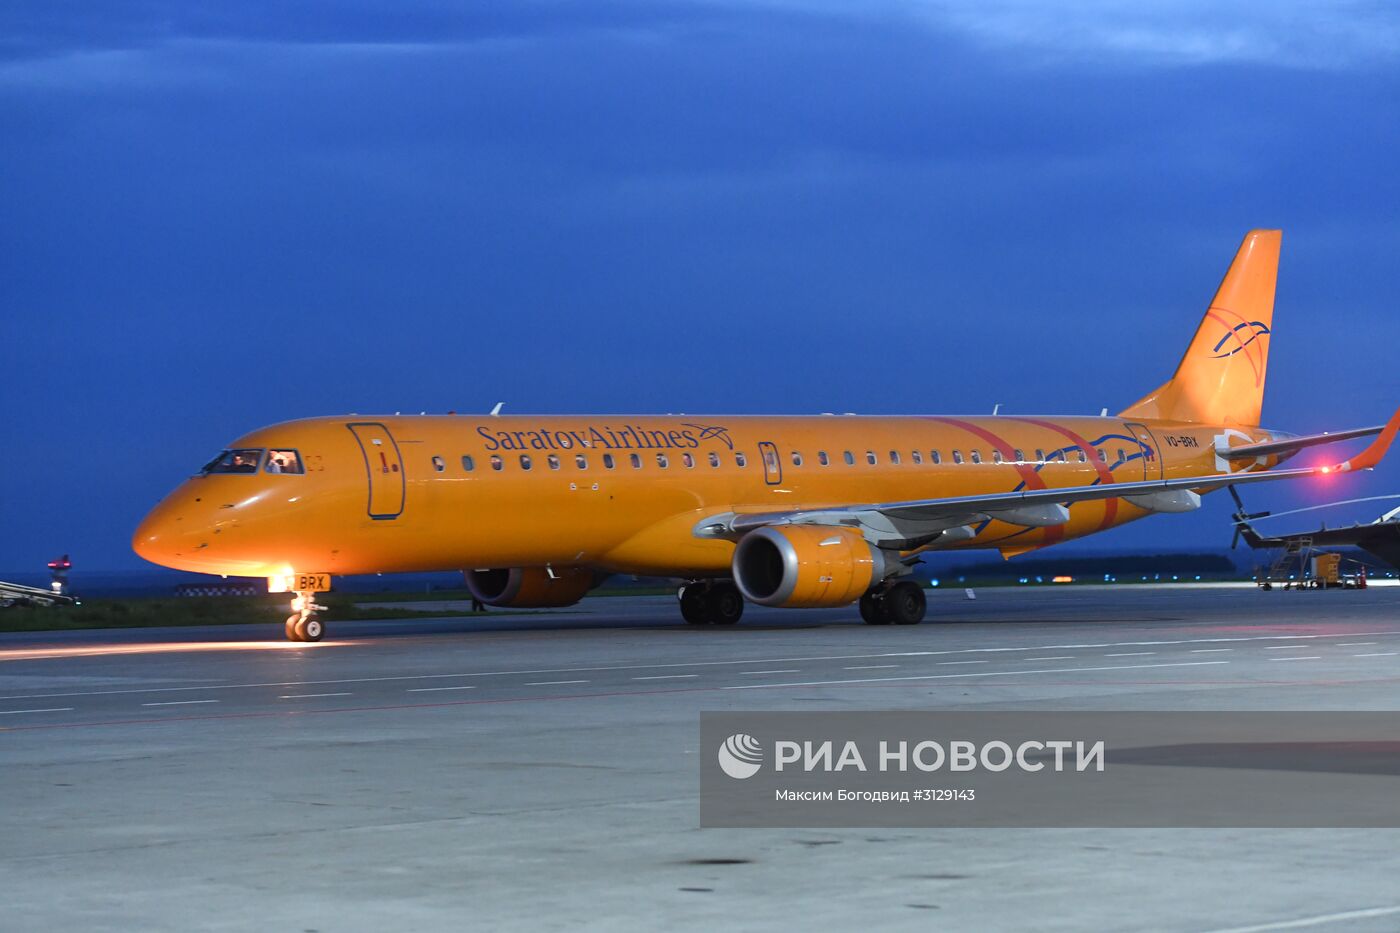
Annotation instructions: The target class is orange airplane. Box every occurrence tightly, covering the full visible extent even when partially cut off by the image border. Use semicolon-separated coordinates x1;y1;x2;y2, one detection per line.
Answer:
134;230;1400;640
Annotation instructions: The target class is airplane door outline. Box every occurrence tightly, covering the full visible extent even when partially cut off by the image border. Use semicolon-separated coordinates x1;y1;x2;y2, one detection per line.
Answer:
758;441;783;485
347;422;406;519
1123;421;1164;481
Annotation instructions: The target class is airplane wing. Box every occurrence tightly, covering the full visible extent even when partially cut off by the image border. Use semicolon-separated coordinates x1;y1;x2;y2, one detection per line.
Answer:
699;406;1400;549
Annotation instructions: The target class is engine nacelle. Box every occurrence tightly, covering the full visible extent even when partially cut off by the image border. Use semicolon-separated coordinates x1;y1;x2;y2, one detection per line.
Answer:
464;566;594;608
732;526;886;608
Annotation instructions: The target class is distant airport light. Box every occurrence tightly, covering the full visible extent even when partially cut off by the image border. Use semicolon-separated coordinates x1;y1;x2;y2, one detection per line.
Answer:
1052;576;1073;584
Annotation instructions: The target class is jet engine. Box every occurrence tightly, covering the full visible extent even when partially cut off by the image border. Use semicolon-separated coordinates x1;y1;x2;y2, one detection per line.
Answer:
464;566;595;608
732;526;888;608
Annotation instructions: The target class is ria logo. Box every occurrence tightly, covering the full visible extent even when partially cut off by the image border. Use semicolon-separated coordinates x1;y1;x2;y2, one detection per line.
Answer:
717;733;764;779
1210;320;1271;358
682;423;735;450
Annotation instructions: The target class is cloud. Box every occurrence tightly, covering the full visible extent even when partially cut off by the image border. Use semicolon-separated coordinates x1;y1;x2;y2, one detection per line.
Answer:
904;0;1400;69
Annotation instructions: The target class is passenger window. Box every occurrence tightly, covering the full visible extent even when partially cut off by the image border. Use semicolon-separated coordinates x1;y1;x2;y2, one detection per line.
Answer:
630;453;642;469
708;452;720;467
519;454;532;470
576;454;588;469
818;451;829;466
490;455;503;471
952;450;964;464
791;451;803;467
931;450;941;464
1035;448;1045;463
843;451;855;465
204;448;264;474
736;453;747;467
1097;448;1106;463
1013;449;1024;463
889;450;900;465
603;453;615;469
992;450;1003;464
682;452;694;468
1077;449;1087;463
461;455;475;472
911;451;922;465
266;450;305;475
547;454;560;470
866;451;877;465
970;450;983;464
657;453;669;468
1117;448;1125;463
431;456;445;472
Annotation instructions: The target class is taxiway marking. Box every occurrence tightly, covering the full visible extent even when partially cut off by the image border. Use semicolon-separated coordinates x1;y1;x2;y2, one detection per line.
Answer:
6;630;1400;703
1203;904;1400;932
724;660;1231;689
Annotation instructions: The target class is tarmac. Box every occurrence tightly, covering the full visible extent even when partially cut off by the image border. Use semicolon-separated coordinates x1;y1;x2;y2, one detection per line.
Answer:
4;583;1400;931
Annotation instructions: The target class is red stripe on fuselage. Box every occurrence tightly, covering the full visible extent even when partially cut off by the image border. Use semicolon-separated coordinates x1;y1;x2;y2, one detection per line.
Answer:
927;417;1063;545
1007;418;1119;532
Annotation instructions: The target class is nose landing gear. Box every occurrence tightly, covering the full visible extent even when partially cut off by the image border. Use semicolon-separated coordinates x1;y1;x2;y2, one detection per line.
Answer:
285;591;327;642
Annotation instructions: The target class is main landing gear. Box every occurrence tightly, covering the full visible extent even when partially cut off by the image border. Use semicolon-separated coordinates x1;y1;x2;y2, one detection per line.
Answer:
678;580;745;626
285;591;327;642
859;579;927;626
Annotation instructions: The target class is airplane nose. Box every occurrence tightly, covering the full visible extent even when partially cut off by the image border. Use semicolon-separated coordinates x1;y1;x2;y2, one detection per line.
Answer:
132;499;182;568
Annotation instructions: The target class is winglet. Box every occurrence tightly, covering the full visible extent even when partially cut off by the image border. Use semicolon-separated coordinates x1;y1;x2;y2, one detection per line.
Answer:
1334;405;1400;472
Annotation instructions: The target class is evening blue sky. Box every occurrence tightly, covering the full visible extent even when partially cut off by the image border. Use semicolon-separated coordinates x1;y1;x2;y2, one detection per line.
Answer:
4;2;1400;570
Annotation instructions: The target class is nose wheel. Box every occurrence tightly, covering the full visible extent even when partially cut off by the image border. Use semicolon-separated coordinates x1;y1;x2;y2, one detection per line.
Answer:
285;591;327;642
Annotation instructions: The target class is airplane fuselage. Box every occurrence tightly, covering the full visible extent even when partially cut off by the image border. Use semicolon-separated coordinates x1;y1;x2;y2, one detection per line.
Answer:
133;413;1285;580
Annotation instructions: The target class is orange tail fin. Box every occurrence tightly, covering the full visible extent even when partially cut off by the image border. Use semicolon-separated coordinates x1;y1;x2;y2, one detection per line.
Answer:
1120;229;1281;426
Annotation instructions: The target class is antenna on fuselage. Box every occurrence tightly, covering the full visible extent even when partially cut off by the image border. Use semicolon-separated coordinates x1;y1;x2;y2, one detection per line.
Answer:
490;402;504;416
992;403;1001;415
1100;407;1109;417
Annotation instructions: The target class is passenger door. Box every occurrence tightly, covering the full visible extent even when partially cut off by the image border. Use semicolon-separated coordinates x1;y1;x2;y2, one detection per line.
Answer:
1123;421;1164;481
347;422;405;519
758;441;783;485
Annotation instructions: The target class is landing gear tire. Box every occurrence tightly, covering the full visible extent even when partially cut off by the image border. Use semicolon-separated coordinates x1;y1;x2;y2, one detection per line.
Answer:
709;582;744;625
284;590;328;642
679;584;711;625
678;581;745;625
860;590;891;625
884;580;927;625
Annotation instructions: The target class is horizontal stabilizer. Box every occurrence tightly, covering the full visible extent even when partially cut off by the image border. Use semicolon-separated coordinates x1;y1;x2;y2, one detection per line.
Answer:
1224;425;1385;460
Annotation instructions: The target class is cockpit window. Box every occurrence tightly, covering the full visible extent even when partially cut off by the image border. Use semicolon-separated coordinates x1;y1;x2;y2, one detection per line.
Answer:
203;449;264;474
266;450;305;474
